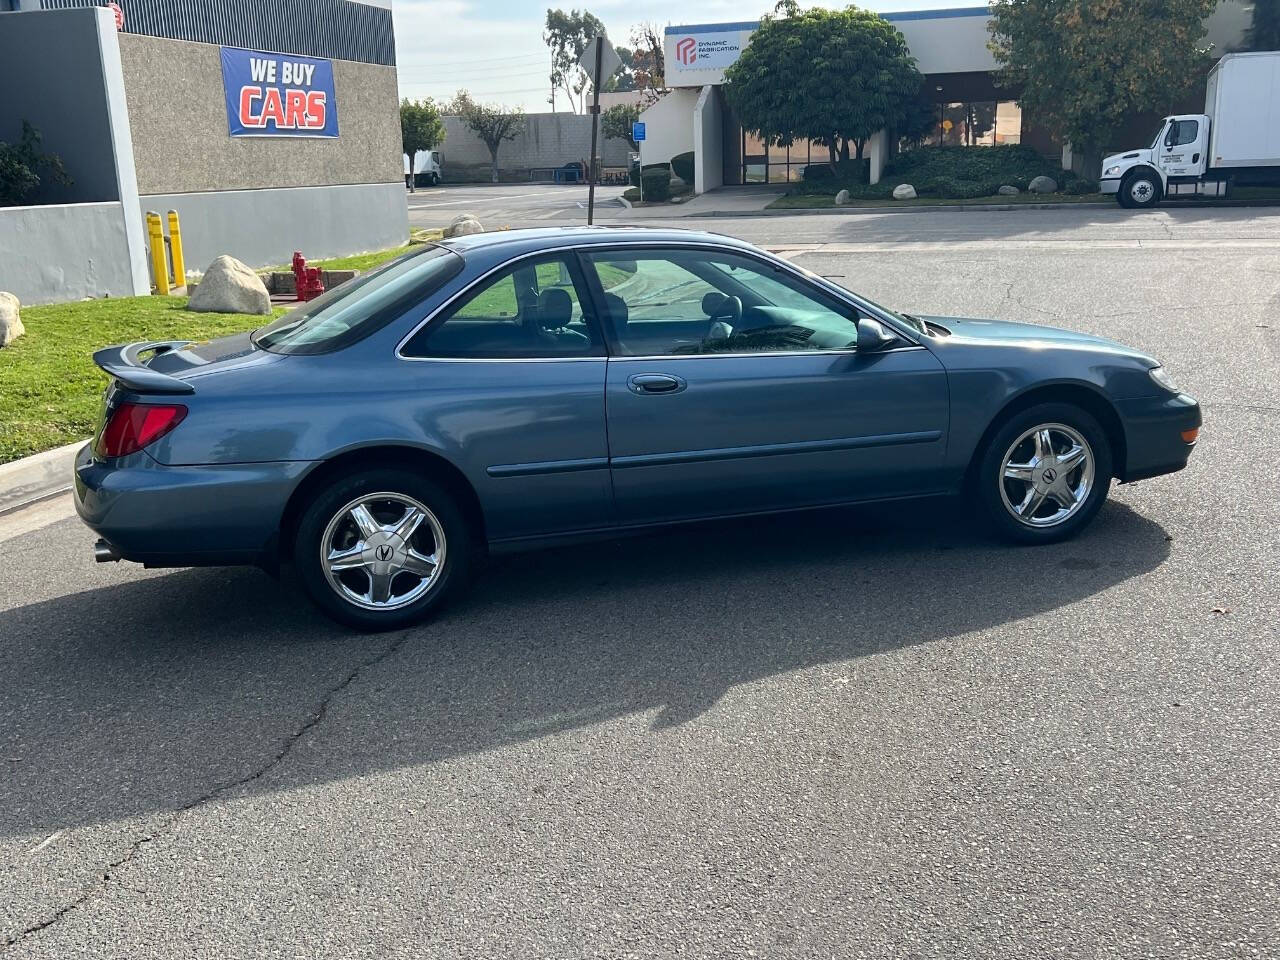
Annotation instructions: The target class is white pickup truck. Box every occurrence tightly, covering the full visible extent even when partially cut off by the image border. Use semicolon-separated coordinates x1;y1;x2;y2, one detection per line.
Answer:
1101;51;1280;208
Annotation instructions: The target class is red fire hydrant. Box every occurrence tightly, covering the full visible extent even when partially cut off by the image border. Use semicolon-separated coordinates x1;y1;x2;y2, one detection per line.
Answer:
291;251;325;302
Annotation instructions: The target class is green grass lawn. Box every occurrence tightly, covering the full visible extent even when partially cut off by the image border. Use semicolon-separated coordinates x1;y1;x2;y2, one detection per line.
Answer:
0;296;281;464
260;231;444;274
768;192;1106;210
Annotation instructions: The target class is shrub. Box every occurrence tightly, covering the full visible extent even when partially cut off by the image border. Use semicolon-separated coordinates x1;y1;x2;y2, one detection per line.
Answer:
802;164;835;181
1065;178;1099;195
884;145;1059;187
670;151;695;182
640;167;671;201
0;120;70;206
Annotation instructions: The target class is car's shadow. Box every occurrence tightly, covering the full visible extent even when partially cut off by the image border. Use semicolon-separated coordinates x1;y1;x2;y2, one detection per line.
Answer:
0;499;1170;838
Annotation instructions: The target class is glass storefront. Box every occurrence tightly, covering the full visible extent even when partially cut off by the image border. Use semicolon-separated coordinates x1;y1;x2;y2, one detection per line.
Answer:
740;132;838;184
922;100;1021;148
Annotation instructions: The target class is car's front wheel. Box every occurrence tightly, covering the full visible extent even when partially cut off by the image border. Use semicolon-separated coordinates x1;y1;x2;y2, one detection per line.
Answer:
294;469;472;630
976;403;1113;544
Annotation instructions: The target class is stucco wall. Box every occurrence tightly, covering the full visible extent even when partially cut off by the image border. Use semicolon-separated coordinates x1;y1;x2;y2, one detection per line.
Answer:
638;89;700;169
118;33;401;195
0;202;147;304
142;182;407;271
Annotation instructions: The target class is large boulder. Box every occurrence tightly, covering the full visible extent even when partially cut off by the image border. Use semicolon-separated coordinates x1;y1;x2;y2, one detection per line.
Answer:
445;214;483;238
187;256;271;315
0;292;23;348
892;183;917;201
834;189;852;206
997;184;1020;196
1029;175;1058;194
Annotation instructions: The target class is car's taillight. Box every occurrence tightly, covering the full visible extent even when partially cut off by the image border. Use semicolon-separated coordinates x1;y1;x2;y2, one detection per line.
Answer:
95;402;187;458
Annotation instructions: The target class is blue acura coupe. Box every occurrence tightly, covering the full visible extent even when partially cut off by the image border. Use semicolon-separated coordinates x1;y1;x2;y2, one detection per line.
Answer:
76;228;1201;629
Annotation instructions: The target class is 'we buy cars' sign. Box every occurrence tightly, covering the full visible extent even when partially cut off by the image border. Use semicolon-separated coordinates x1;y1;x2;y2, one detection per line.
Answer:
220;47;339;138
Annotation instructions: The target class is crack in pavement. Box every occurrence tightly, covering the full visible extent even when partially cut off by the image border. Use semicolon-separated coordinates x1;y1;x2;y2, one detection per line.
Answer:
2;627;417;950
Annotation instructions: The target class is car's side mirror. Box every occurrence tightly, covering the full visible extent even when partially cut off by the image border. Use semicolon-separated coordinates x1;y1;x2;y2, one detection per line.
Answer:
856;317;899;352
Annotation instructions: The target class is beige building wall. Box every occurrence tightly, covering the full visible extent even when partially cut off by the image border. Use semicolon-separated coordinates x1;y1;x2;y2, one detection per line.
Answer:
118;33;401;195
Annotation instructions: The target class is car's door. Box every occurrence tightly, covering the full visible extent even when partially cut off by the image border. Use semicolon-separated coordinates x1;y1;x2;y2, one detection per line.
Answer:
580;245;950;525
398;251;613;541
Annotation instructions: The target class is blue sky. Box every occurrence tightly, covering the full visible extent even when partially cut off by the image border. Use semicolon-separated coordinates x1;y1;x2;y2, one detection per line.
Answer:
393;0;983;112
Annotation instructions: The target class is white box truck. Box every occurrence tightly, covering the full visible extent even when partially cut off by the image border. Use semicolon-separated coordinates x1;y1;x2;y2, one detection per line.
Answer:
405;149;443;189
1100;51;1280;208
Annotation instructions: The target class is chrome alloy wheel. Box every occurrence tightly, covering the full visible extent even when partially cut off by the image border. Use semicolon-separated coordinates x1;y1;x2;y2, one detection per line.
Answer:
320;492;446;610
998;423;1095;528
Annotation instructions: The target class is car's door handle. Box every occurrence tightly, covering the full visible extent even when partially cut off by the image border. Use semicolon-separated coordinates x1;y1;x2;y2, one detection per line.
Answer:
628;373;686;395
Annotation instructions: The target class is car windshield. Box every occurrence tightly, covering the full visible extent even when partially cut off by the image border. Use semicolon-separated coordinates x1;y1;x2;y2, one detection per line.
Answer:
1150;121;1169;149
253;245;464;355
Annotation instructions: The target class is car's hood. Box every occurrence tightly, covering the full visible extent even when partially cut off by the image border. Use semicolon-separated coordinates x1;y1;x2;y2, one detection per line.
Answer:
922;315;1155;363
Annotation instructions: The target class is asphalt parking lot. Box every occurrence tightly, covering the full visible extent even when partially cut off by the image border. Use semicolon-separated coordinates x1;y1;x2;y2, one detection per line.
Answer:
2;206;1278;957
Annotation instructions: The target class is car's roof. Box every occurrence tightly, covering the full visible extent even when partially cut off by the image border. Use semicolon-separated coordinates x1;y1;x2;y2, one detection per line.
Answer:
438;225;756;255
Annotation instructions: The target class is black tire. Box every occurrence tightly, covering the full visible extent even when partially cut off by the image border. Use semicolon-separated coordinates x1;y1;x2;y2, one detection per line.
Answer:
294;468;472;630
429;172;439;186
975;402;1113;545
1118;169;1161;209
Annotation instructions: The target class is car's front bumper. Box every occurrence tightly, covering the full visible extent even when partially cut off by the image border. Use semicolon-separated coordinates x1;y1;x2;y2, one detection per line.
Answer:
1100;177;1121;195
1115;392;1201;483
73;443;309;566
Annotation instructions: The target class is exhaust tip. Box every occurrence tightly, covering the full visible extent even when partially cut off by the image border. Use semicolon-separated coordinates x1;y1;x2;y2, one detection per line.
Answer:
94;539;122;563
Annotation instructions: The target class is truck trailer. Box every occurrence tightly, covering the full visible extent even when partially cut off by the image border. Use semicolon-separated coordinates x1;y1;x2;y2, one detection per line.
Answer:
1101;51;1280;208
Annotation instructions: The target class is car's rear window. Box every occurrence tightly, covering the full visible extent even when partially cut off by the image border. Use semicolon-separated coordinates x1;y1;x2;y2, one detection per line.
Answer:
252;245;464;355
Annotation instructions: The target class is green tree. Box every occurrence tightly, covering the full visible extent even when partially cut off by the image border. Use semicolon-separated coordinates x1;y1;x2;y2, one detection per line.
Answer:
543;8;607;112
457;94;527;183
1244;0;1280;50
989;0;1215;167
0;121;70;207
399;98;446;192
601;103;641;150
722;6;922;168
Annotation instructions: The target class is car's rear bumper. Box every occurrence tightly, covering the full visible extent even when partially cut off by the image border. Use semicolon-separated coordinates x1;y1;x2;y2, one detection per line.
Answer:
1115;392;1201;483
73;443;309;566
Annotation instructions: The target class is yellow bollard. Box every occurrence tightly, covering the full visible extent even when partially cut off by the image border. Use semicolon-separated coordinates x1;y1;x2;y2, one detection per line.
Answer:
166;210;185;288
146;211;169;295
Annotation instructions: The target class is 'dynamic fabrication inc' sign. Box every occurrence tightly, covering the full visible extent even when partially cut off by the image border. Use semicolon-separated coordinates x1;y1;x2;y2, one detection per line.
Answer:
220;47;339;138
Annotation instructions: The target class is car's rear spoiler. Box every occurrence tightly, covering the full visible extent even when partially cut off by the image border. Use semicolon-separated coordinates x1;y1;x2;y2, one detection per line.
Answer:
93;341;196;395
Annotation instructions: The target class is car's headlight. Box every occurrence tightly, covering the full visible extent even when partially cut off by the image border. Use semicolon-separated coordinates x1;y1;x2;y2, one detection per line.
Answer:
1104;165;1123;177
1149;365;1179;393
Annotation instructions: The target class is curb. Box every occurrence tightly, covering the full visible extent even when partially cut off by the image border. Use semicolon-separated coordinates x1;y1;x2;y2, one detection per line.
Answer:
0;440;84;516
685;201;1115;218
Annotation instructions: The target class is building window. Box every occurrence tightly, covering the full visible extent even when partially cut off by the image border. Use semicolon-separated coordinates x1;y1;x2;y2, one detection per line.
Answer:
904;100;1022;151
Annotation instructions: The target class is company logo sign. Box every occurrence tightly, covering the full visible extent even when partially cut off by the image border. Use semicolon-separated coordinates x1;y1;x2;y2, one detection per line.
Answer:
220;47;339;138
675;36;697;65
667;29;750;79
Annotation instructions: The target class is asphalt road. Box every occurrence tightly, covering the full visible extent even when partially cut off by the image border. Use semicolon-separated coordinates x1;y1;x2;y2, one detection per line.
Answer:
3;207;1278;958
408;182;629;230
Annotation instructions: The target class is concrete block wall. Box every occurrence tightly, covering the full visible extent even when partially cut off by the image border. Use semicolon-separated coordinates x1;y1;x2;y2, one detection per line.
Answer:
439;113;631;182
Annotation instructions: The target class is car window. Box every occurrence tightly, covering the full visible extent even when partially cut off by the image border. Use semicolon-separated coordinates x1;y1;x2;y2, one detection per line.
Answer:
254;245;463;356
584;248;861;357
401;255;603;359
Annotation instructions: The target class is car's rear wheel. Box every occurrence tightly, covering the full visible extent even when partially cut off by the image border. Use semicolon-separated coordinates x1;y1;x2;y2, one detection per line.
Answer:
976;403;1113;544
294;469;472;630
